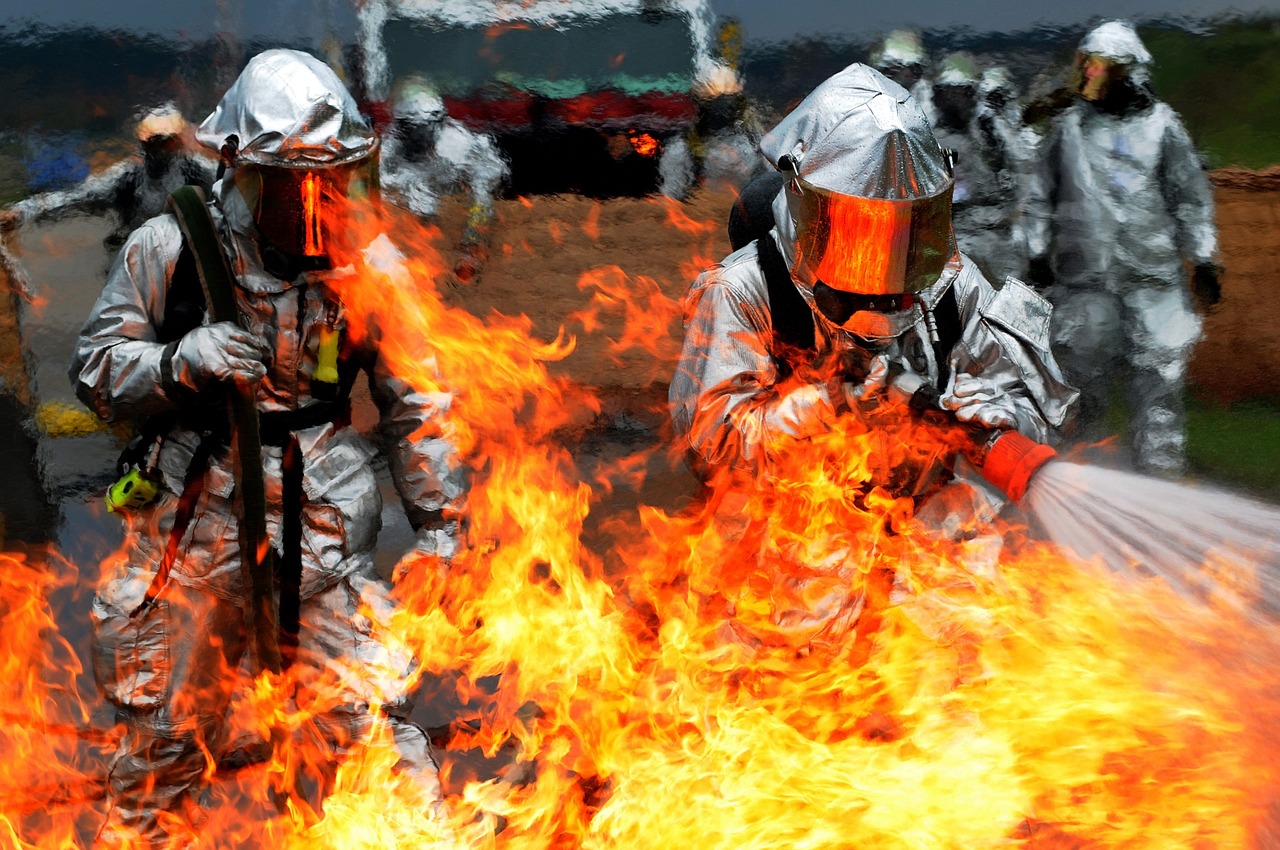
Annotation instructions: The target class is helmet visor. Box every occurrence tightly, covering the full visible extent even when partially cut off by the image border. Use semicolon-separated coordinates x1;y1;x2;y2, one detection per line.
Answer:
791;180;954;295
236;147;379;258
1073;52;1121;101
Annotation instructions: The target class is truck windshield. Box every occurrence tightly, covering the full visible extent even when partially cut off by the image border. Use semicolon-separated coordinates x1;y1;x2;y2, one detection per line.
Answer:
383;13;696;100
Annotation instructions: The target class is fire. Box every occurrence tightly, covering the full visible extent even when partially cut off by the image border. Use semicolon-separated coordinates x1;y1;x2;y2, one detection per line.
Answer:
628;133;660;158
1;186;1279;847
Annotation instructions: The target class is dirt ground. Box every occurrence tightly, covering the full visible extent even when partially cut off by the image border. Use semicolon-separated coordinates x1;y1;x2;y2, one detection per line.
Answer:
1195;170;1280;402
434;177;1280;412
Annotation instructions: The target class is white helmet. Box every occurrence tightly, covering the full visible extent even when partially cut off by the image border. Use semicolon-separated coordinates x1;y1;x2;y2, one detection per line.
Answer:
394;76;447;124
935;52;981;88
136;102;187;142
1078;20;1152;65
870;29;926;70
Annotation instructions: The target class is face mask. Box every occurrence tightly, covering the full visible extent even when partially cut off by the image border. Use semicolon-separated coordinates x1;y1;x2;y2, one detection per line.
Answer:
812;281;921;343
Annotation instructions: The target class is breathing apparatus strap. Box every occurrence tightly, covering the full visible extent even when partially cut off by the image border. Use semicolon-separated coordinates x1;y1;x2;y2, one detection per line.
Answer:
166;184;283;674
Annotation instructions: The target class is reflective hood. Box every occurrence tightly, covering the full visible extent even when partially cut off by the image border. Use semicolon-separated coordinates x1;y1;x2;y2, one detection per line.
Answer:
759;63;952;200
760;63;956;299
197;49;377;167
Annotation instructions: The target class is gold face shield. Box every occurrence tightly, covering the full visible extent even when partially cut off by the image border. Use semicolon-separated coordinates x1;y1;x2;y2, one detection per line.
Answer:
233;147;380;259
1073;52;1123;102
789;179;955;297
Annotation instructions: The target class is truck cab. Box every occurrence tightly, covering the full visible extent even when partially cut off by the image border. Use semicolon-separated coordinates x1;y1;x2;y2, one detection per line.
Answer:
355;0;731;197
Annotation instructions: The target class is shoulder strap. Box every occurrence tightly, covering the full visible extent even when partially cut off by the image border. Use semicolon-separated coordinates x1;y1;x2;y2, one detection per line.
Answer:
165;186;239;324
756;233;816;364
159;242;205;343
930;283;963;390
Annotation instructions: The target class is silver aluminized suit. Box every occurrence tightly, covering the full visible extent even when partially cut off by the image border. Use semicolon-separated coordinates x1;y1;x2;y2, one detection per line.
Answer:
931;64;1034;287
671;65;1075;490
1024;22;1218;476
6;143;215;253
670;189;1074;480
380;117;509;223
71;50;462;847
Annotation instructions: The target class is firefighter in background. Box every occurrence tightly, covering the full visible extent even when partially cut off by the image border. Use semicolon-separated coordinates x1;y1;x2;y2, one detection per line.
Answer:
379;76;510;282
929;52;1033;285
72;49;464;846
672;62;1074;490
689;18;770;193
0;104;216;255
1024;21;1220;477
869;29;937;125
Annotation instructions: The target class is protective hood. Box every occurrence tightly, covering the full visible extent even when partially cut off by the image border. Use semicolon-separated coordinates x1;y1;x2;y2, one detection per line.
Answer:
1078;21;1152;65
759;63;956;304
197;48;376;167
759;63;952;200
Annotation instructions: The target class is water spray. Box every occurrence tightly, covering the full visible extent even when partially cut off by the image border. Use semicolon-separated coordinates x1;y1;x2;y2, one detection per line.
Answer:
888;371;1280;615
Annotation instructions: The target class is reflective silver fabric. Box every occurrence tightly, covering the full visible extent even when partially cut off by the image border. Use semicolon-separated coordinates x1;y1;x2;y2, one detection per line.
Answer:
91;570;446;848
8;152;215;251
1024;104;1216;287
669;226;1077;481
1024;49;1217;475
197;49;377;166
758;63;951;201
72;174;462;843
380;118;509;220
932;102;1033;285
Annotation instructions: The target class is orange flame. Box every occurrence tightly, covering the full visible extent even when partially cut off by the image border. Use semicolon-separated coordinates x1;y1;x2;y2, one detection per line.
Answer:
629;133;660;158
2;187;1279;847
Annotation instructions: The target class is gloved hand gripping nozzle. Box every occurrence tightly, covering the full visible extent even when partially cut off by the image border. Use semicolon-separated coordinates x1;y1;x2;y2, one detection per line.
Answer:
884;369;1057;503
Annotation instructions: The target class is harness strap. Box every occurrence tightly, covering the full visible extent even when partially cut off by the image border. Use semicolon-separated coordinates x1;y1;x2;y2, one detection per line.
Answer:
756;234;816;368
259;400;352;446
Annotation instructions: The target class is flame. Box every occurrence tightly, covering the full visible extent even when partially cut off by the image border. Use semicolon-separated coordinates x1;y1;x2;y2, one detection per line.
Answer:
2;187;1279;846
302;172;324;257
629;133;660;158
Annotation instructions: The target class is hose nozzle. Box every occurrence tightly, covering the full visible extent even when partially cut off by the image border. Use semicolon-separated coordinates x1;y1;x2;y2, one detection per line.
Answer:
969;429;1056;502
885;369;1057;502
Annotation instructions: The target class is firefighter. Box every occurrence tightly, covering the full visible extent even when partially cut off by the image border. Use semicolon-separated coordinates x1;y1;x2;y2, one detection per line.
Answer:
671;62;1075;495
930;52;1033;285
869;29;937;125
71;49;464;847
1024;21;1220;477
0;103;216;255
379;76;510;282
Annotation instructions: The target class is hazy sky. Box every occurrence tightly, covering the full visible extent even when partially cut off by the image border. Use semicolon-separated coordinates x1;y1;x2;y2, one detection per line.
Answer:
3;0;1279;42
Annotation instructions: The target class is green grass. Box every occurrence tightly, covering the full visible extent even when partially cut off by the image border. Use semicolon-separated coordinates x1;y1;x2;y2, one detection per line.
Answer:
1186;395;1280;498
1145;21;1280;170
1096;386;1280;499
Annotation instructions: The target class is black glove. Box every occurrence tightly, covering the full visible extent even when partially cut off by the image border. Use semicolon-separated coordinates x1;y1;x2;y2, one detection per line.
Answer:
1192;263;1222;308
1027;256;1054;290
